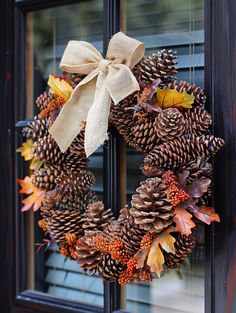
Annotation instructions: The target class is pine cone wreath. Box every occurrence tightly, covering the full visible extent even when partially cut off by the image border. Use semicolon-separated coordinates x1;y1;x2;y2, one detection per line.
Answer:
143;135;225;172
76;232;101;274
183;107;212;135
83;201;115;232
155;108;185;141
130;177;173;233
165;80;206;107
32;165;60;190
36;91;54;111
135;49;178;85
164;234;196;269
41;207;84;244
98;254;125;281
22;118;48;141
55;170;95;193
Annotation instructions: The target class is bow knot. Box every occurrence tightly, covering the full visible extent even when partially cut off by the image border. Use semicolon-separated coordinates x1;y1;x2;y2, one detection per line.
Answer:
49;32;145;157
98;59;111;74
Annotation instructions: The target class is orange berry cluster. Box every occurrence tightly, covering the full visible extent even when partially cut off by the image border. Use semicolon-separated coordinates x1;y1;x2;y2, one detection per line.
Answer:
59;232;79;260
167;184;189;207
118;257;137;285
38;219;48;233
140;232;154;250
93;234;110;254
39;96;66;119
162;170;177;185
108;239;130;264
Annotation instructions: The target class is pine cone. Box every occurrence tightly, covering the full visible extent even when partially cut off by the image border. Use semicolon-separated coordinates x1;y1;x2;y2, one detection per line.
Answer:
125;111;160;153
36;91;54;111
32;133;64;165
62;152;88;172
135;50;178;86
98;254;125;281
104;220;122;241
57;190;97;212
130;177;173;233
164;234;196;269
41;207;84;244
183;107;212;135
83;201;115;231
121;216;146;254
69;127;86;157
76;232;101;274
63;72;85;89
32;165;59;190
55;170;95;193
22;118;48;141
155;108;185;141
109;93;137;138
143;135;225;171
182;157;212;184
165;80;206;107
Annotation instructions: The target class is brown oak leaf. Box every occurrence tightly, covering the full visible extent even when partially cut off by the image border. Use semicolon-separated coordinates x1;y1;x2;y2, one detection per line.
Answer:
191;205;220;224
173;207;196;236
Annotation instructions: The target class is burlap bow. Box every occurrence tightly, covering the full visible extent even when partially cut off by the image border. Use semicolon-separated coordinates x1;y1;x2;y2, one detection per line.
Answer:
49;32;145;157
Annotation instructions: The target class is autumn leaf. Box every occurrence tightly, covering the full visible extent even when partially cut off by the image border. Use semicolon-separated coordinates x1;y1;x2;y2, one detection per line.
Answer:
173;207;196;235
186;178;211;198
30;158;43;171
48;75;73;100
17;176;45;212
134;248;149;269
155;88;194;109
17;139;33;161
191;205;220;225
147;227;175;277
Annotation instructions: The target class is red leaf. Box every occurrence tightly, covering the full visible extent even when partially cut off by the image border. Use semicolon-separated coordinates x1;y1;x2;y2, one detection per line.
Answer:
173;207;196;235
192;205;220;224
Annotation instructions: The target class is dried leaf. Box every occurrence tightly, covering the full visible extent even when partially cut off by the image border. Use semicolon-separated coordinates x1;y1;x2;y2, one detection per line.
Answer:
186;178;211;198
155;88;194;109
48;75;73;100
147;227;175;277
17;139;33;161
30;158;43;171
173;207;196;235
134;248;149;269
192;205;220;225
17;176;45;212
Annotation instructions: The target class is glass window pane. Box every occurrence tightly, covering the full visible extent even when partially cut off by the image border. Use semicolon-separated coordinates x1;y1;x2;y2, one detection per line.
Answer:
125;0;204;312
25;1;104;306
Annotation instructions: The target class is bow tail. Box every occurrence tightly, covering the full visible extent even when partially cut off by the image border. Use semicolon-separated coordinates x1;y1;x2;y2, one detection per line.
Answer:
84;73;111;157
49;78;97;153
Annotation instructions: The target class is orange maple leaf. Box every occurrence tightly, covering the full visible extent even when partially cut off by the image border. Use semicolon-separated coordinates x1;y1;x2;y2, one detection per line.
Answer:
17;176;45;212
192;205;220;224
147;227;175;277
173;207;196;236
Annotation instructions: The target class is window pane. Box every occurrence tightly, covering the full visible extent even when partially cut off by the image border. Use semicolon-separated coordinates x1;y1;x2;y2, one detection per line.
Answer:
125;0;204;312
25;1;104;306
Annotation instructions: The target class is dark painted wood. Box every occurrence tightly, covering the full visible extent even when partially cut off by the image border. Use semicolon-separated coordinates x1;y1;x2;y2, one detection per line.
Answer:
205;0;236;312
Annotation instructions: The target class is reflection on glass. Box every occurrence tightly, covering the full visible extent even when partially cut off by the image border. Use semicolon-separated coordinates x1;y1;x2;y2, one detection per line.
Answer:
26;1;104;305
125;0;204;312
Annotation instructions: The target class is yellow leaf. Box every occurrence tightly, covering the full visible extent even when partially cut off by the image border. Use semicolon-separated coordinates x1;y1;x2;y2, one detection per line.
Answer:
156;88;194;109
30;158;43;171
17;139;33;161
48;75;73;100
147;227;176;277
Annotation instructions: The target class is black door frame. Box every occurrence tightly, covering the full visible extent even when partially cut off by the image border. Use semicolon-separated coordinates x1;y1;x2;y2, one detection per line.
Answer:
0;0;235;313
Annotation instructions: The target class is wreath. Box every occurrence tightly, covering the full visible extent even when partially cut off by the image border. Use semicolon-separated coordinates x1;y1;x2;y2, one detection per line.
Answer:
17;32;224;285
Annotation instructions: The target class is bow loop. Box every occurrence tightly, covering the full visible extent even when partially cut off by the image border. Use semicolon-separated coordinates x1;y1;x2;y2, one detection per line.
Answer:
49;32;145;156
